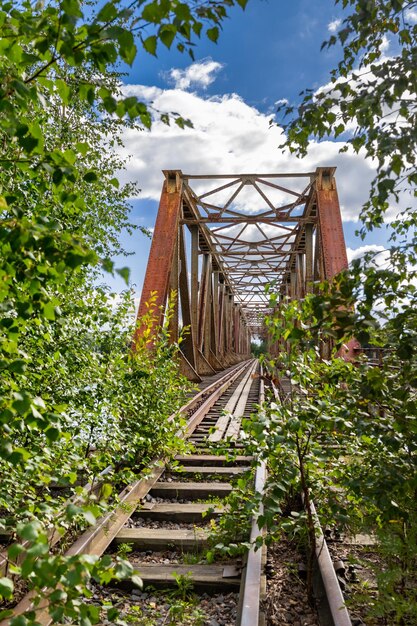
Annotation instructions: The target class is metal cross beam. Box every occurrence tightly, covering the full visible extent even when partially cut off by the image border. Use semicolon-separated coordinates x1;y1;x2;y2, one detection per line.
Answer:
134;167;348;380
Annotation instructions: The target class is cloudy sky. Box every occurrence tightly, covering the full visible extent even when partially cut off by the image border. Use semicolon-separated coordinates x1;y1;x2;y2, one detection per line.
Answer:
107;0;396;294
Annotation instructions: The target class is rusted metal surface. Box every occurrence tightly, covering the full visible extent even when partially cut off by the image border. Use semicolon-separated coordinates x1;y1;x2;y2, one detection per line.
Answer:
239;461;266;626
238;374;266;626
178;226;200;380
136;166;349;371
316;168;348;280
133;170;183;348
309;499;353;626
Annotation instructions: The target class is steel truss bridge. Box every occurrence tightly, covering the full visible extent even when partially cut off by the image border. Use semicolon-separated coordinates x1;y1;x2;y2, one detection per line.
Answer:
135;167;349;381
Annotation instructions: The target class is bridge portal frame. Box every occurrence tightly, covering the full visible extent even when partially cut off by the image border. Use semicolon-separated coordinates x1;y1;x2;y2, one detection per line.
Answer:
134;167;349;381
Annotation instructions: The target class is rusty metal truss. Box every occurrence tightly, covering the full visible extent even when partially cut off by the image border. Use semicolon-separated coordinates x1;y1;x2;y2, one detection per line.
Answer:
135;167;348;381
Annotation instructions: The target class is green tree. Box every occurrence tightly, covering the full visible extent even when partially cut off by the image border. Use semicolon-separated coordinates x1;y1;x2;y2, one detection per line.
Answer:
261;4;417;620
0;0;249;622
278;0;417;240
257;278;417;621
251;339;267;357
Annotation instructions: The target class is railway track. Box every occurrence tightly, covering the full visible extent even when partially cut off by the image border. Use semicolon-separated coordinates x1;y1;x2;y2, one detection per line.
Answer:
1;358;267;626
1;359;365;626
270;376;355;626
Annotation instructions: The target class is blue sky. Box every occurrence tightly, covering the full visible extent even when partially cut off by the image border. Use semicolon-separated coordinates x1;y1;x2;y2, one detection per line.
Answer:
105;0;392;296
129;0;343;106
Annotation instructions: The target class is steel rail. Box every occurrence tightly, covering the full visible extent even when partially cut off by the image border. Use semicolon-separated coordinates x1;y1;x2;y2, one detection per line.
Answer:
174;358;252;427
309;500;352;626
238;371;266;626
270;377;352;626
185;361;253;437
1;359;255;626
209;360;257;442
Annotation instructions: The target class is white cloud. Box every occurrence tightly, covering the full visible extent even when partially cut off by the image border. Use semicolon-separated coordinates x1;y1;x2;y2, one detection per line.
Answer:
274;98;289;107
405;8;417;23
164;58;223;90
380;34;390;52
117;73;377;223
347;245;387;265
328;18;341;33
118;61;416;230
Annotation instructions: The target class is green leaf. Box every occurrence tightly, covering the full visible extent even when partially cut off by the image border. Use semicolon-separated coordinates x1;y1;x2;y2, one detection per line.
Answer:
391;154;403;176
45;427;60;442
26;542;49;558
96;2;118;22
0;578;13;600
0;610;14;621
83;171;98;183
13;394;31;415
131;574;142;588
106;607;119;620
55;79;71;105
100;483;112;500
8;359;26;374
102;258;114;273
8;544;25;561
175;116;193;129
76;142;89;155
9;448;31;463
117;29;137;65
159;25;177;49
43;302;56;321
17;520;41;541
66;504;81;519
143;35;157;56
142;1;166;23
116;267;130;284
207;27;219;42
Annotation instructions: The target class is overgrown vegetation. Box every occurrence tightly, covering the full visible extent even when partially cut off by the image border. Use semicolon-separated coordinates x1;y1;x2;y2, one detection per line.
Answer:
2;0;416;621
250;275;417;622
0;0;249;623
250;339;267;358
0;292;194;623
253;1;417;621
205;471;256;562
